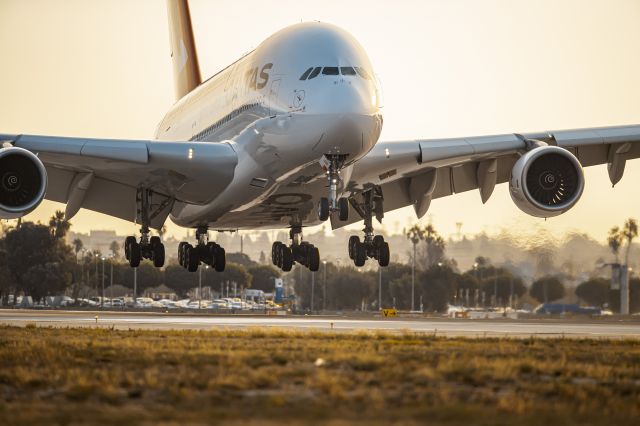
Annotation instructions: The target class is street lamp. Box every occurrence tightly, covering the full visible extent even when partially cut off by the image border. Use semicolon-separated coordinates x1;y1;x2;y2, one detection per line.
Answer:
311;271;315;314
101;256;105;308
198;264;203;309
322;260;327;312
109;256;113;308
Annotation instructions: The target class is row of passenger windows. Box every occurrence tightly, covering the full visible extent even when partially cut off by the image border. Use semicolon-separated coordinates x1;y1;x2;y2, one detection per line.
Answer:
299;66;372;81
191;102;259;141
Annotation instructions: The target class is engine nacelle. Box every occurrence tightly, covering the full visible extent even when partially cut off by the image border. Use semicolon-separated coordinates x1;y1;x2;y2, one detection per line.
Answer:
509;146;584;218
0;147;47;219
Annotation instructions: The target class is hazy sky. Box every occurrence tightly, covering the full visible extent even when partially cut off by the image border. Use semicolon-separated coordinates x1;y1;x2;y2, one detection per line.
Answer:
1;0;639;242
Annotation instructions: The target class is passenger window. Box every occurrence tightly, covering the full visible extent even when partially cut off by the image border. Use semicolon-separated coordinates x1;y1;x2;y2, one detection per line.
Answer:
322;67;339;76
340;67;356;76
299;67;313;80
307;67;322;79
355;67;371;80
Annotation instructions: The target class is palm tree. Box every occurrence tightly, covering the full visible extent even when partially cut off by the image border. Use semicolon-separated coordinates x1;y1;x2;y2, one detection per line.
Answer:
49;210;70;240
405;224;425;312
72;238;84;258
622;218;638;265
608;226;623;263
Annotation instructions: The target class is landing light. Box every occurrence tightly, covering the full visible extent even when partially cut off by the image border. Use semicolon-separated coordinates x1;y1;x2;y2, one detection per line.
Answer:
188;148;193;159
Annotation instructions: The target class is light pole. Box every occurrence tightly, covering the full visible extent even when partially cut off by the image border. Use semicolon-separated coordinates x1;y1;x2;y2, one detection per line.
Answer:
109;257;113;308
311;271;315;313
101;256;105;308
198;264;203;309
322;260;327;312
409;237;419;312
378;265;382;311
94;253;99;295
133;267;137;307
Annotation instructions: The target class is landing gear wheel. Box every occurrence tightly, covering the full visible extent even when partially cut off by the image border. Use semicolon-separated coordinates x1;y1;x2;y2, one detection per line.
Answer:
348;236;360;260
281;246;293;272
152;243;165;268
354;242;366;267
318;197;330;222
378;242;390;267
338;197;349;221
186;245;199;272
128;240;141;268
124;236;136;260
272;241;284;266
308;246;320;272
178;242;187;266
214;246;226;272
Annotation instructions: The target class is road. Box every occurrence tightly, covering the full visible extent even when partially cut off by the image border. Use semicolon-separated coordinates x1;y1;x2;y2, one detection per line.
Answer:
1;309;639;338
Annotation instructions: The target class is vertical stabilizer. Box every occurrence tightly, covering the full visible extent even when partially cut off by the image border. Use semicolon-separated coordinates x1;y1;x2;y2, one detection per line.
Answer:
167;0;201;100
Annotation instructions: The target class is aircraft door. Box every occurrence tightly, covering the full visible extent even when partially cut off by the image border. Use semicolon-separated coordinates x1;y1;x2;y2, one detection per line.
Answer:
268;79;281;115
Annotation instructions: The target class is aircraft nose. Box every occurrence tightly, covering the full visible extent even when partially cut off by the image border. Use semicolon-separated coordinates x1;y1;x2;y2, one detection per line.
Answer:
310;78;379;116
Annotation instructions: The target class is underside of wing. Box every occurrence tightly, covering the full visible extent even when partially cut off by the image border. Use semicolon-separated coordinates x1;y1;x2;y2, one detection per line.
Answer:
0;134;238;228
333;124;640;229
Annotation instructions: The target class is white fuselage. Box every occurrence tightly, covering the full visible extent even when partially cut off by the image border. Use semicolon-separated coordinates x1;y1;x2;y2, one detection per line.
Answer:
156;22;383;230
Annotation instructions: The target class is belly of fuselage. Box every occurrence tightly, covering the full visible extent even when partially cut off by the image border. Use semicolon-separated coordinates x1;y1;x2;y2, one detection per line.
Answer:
170;111;382;230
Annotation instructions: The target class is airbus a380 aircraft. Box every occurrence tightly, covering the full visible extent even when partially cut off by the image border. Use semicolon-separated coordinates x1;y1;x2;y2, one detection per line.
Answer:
1;0;639;274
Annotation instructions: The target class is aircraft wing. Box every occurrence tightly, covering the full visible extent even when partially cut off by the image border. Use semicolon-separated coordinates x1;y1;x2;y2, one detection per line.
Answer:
0;134;238;228
335;124;640;228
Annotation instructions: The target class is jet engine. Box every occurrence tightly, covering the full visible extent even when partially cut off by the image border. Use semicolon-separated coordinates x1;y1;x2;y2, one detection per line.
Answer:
509;145;584;218
0;147;47;219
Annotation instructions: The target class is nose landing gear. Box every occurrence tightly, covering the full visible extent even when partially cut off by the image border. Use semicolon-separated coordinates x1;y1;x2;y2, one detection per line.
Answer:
347;186;390;267
317;154;349;222
272;226;320;272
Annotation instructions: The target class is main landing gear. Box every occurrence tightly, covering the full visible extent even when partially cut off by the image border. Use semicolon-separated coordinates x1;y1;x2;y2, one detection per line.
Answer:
178;227;226;273
317;154;349;222
348;186;390;268
272;226;320;272
125;189;165;268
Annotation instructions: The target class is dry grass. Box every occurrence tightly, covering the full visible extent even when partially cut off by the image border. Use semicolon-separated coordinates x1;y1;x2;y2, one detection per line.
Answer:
0;326;639;425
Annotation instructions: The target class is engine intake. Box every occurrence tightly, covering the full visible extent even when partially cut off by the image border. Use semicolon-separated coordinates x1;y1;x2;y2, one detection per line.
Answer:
0;147;47;219
509;146;584;218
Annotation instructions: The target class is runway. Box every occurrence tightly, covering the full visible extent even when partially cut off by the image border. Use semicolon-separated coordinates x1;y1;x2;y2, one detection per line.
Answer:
1;310;639;338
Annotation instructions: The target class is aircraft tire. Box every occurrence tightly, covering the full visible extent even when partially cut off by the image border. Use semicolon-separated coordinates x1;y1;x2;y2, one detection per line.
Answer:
318;197;330;221
338;197;349;221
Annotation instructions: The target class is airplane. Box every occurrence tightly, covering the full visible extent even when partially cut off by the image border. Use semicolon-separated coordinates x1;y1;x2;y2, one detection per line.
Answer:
1;0;639;274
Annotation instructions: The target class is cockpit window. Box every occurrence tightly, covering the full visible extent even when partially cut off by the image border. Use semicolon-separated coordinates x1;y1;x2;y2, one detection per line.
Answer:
340;67;357;76
307;67;321;79
300;66;370;80
322;67;339;76
355;67;371;80
299;67;313;80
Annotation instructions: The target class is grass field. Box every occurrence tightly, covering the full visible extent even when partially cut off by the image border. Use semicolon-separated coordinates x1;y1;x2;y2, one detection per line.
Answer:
0;326;639;425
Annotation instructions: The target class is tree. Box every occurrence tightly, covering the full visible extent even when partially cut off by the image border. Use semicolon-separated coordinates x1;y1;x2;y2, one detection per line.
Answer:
418;264;458;312
530;276;566;303
164;263;195;298
421;224;446;268
247;264;281;292
622;218;638;265
48;210;70;240
575;278;610;307
608;226;623;263
480;274;526;306
72;238;84;258
109;240;120;259
3;221;75;302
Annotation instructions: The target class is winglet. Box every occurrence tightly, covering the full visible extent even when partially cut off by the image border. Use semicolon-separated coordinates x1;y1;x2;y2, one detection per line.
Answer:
166;0;202;101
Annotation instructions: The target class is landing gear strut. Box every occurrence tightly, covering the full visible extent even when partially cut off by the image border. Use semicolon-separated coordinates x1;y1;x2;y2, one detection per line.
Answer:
178;227;226;273
124;188;165;268
317;154;349;222
348;186;390;267
272;226;320;272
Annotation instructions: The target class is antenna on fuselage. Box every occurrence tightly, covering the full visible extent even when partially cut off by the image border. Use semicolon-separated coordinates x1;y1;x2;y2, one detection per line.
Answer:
166;0;202;101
